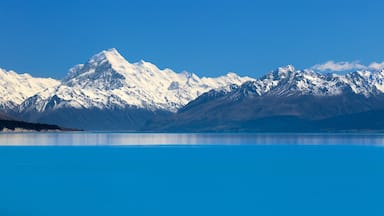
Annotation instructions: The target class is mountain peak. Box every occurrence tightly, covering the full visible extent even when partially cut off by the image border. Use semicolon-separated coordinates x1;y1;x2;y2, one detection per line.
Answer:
89;48;127;65
277;65;295;73
62;48;129;89
262;65;296;80
64;48;131;80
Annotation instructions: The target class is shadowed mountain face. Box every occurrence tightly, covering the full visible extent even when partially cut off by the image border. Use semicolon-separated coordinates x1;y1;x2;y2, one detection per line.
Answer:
19;107;171;131
0;111;15;121
145;94;384;132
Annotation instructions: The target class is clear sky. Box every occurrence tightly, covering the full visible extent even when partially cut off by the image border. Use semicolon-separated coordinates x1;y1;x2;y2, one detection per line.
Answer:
1;0;383;79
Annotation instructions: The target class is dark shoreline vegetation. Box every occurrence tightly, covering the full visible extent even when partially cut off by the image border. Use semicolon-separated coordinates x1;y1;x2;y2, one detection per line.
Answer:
0;119;78;132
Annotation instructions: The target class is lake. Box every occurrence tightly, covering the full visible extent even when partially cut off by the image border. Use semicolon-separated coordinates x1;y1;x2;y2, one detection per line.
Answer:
0;133;384;216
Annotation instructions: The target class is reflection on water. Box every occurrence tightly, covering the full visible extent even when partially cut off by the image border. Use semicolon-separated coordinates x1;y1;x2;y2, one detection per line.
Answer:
0;132;384;146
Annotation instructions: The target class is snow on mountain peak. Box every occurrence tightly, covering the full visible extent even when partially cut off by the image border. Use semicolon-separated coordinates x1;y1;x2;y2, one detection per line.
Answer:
62;48;131;91
72;48;131;79
220;64;384;98
0;68;60;110
278;65;295;72
89;48;125;64
63;48;127;82
276;65;295;77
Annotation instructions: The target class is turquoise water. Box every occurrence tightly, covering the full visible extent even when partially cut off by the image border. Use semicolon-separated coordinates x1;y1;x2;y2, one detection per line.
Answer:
0;133;384;215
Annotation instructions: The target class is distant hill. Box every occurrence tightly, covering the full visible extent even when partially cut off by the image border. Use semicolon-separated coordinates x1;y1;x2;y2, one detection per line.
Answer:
0;111;72;132
0;119;62;132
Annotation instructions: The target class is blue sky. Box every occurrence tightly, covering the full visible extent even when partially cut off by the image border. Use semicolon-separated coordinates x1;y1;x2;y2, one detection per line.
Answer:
1;0;384;78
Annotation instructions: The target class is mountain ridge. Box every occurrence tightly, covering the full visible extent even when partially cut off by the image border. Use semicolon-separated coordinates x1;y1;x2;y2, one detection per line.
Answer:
144;65;384;132
0;68;59;111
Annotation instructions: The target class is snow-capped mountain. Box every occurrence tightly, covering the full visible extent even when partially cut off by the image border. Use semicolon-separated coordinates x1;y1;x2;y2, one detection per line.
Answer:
215;65;384;100
0;68;59;110
153;65;384;132
19;48;253;113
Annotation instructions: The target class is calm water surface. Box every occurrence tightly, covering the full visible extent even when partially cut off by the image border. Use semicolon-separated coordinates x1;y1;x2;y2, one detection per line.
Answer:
0;133;383;216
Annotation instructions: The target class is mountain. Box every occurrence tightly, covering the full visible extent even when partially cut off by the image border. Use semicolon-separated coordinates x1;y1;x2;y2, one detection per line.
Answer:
17;48;252;130
0;68;59;111
146;66;384;132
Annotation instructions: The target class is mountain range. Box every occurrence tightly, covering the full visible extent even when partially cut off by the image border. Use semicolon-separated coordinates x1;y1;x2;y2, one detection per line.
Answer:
1;48;384;132
150;66;384;132
1;48;252;130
